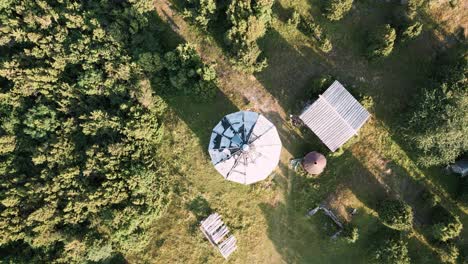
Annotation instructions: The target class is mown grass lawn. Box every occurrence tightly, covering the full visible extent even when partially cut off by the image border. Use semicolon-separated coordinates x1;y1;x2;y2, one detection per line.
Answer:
130;0;467;263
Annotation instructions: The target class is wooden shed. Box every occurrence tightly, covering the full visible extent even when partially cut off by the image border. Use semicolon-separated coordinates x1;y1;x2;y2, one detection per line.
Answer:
299;81;370;152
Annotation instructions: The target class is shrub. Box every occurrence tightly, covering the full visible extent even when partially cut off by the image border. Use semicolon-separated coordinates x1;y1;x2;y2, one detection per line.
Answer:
430;205;463;242
287;10;301;28
323;0;354;21
163;44;217;100
373;237;411;264
319;38;333;53
360;95;375;112
379;199;413;231
87;242;113;262
138;52;163;74
436;242;459;264
298;17;333;53
341;223;359;243
367;24;396;58
401;21;423;42
420;188;440;207
225;0;274;73
406;0;425;19
182;0;217;29
0;135;15;155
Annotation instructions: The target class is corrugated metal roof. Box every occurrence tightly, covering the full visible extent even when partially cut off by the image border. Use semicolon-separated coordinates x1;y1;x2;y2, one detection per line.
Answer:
299;80;370;152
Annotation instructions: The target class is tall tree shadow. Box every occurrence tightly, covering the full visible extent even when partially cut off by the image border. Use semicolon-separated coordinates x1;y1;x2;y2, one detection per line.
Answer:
262;110;327;158
186;195;213;234
255;28;327;114
260;152;439;263
160;94;239;148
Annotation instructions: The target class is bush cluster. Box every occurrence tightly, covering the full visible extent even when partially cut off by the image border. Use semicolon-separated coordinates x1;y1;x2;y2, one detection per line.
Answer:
182;0;217;29
405;48;467;166
430;205;463;242
367;24;397;58
163;44;217;100
341;223;359;243
180;0;274;73
379;199;414;231
323;0;354;21
225;0;274;72
373;237;411;264
401;21;423;42
436;242;460;264
298;16;333;53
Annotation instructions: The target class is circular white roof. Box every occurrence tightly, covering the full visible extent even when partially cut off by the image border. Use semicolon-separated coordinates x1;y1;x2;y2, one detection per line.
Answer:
208;111;282;185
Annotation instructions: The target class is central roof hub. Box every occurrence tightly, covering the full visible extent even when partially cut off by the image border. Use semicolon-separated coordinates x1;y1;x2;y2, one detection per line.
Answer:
241;144;250;152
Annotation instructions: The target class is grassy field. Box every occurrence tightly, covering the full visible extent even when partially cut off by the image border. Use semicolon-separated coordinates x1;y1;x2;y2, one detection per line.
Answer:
128;0;467;263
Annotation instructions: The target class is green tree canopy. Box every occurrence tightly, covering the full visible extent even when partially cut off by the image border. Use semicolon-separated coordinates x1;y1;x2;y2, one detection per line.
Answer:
430;205;463;242
367;24;397;58
405;48;467;166
225;0;274;72
0;0;211;262
323;0;354;21
182;0;217;29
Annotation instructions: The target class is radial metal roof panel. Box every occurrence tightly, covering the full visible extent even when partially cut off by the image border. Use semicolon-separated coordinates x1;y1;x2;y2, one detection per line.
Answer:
208;111;282;185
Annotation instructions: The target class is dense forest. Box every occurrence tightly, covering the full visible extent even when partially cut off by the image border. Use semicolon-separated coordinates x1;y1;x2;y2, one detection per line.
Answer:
0;0;466;263
0;0;217;262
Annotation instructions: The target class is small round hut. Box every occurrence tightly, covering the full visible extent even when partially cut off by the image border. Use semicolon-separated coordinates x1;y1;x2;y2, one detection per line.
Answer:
302;151;326;175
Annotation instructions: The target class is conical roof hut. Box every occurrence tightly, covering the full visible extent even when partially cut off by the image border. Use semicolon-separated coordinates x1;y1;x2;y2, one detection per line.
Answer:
302;151;326;175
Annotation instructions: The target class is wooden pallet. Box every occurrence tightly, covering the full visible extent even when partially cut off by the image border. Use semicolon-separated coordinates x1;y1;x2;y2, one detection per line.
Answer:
200;213;237;259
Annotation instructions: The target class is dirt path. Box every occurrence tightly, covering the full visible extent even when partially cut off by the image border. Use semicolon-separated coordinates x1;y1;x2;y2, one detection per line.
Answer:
155;0;290;133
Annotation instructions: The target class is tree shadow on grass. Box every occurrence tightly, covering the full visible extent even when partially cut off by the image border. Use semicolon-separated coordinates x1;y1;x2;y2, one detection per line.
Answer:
256;28;327;114
261;0;463;127
344;153;458;262
160;94;239;148
262;110;327;158
186;195;213;234
261;151;439;263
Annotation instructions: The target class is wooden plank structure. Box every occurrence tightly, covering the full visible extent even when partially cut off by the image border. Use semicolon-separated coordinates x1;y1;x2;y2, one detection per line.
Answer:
307;205;343;228
200;213;237;259
307;205;343;239
299;80;370;152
